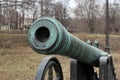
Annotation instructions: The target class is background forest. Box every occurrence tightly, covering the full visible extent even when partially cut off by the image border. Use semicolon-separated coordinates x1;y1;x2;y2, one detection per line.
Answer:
0;0;120;34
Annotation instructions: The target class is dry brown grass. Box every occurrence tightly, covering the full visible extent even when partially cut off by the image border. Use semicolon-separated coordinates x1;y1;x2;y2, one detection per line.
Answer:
73;33;120;52
112;53;120;79
0;33;120;80
0;47;70;80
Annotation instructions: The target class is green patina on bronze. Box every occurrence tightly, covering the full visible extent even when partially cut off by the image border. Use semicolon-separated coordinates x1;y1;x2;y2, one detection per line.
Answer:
28;17;108;66
93;39;99;48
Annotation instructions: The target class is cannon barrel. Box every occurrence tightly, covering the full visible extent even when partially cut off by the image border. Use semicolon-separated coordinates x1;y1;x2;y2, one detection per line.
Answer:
28;17;108;66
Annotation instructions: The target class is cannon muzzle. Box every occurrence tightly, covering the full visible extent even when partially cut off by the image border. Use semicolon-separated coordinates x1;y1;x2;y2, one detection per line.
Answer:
28;17;108;66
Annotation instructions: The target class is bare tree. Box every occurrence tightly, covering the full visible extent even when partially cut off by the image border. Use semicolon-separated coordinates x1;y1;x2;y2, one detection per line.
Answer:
0;0;70;31
38;0;54;17
109;0;120;33
0;0;2;29
74;0;100;33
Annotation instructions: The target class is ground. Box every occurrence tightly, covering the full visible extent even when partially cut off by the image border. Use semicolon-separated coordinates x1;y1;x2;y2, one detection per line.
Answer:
0;33;120;80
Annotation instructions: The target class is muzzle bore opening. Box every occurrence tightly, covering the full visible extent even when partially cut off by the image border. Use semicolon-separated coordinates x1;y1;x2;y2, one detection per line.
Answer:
35;27;50;42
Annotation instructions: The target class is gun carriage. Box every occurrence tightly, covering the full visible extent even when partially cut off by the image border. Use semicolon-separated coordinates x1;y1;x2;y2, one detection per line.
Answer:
28;17;117;80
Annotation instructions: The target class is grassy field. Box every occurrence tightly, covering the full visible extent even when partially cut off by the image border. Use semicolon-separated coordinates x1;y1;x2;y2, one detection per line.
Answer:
0;47;70;80
0;33;120;80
